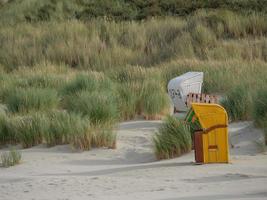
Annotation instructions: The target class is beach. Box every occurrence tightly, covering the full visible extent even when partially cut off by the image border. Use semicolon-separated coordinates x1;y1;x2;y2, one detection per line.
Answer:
0;120;266;200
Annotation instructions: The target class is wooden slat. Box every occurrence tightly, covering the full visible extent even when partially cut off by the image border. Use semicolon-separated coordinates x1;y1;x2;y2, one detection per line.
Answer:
194;132;204;163
186;93;218;108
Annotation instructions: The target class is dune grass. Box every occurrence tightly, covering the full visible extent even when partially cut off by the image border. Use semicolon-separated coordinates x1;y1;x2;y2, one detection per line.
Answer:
10;114;44;148
0;112;11;145
0;148;21;168
43;111;91;148
0;110;115;150
153;116;192;160
42;111;69;147
92;124;117;149
1;11;267;71
0;59;266;150
142;80;170;119
6;88;59;113
64;91;118;124
263;123;267;145
40;111;116;150
61;74;97;95
1;0;267;23
17;74;67;89
0;104;7;115
221;85;252;121
67;116;92;151
253;88;267;125
0;9;267;152
111;67;170;120
116;83;137;120
253;88;267;144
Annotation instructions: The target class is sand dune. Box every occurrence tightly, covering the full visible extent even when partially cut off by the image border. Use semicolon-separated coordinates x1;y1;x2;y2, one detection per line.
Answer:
0;120;266;200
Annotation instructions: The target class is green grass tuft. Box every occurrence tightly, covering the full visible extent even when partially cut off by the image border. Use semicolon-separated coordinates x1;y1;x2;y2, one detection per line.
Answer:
7;88;59;113
1;148;22;168
43;111;92;149
222;85;252;121
10;114;44;148
0;112;10;145
43;111;75;147
64;91;118;124
116;83;137;120
253;88;267;144
0;8;267;152
92;125;117;149
17;74;67;89
67;116;92;151
253;89;267;125
0;112;20;146
153;116;192;160
61;74;97;95
0;104;7;115
142;80;170;119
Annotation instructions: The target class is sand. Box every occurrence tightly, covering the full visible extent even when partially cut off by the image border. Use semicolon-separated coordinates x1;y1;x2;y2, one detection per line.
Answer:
0;120;267;200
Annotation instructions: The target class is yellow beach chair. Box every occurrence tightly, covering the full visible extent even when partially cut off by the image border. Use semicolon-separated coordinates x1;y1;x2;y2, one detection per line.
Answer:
186;103;229;164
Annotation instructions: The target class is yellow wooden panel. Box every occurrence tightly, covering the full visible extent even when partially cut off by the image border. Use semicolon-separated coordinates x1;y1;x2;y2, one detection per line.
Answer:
191;103;229;163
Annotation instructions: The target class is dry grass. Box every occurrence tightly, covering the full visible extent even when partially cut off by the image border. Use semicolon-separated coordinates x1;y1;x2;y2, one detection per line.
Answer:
154;116;192;160
0;10;267;151
1;11;267;71
0;149;21;168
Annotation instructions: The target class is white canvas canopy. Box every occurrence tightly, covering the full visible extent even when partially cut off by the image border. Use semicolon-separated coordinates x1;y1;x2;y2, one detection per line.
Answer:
168;72;203;112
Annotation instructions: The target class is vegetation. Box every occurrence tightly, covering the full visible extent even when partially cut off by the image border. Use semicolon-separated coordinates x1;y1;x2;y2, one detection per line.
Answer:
142;79;170;119
0;110;115;151
222;85;252;121
6;88;58;113
10;115;44;148
44;111;91;149
92;125;117;149
0;104;7;115
264;125;267;145
64;91;118;124
253;89;267;125
0;112;10;145
61;74;97;95
0;2;267;152
1;11;267;71
0;149;21;168
154;116;192;160
253;88;267;144
1;0;267;23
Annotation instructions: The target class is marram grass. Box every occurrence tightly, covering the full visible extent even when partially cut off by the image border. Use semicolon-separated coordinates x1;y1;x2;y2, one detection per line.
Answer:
116;83;137;120
253;88;267;144
141;80;170;119
7;88;59;113
64;91;118;124
0;111;116;151
154;116;192;160
0;104;7;115
222;85;252;121
0;9;266;151
10;115;44;148
1;149;21;168
92;124;117;149
1;11;267;71
61;74;97;95
0;112;13;145
253;88;267;126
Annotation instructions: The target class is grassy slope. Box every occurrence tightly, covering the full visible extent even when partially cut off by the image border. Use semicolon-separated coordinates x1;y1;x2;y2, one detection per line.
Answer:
0;1;267;149
1;0;267;24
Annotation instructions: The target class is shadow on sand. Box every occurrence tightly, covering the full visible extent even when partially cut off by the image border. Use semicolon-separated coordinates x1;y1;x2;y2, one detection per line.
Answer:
39;161;194;177
161;191;267;200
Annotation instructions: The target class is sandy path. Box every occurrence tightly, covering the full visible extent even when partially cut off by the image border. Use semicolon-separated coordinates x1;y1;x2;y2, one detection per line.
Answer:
0;120;267;200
